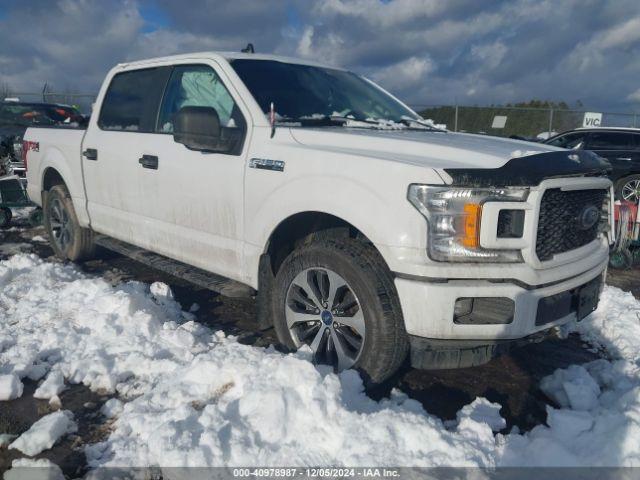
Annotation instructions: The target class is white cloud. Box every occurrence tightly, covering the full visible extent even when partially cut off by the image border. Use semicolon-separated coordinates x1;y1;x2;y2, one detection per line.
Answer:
1;0;639;111
372;56;434;91
628;88;640;103
470;41;507;69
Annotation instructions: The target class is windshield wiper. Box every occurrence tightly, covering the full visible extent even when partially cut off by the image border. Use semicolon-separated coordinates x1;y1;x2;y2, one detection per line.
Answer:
271;114;446;132
397;117;447;132
272;115;344;127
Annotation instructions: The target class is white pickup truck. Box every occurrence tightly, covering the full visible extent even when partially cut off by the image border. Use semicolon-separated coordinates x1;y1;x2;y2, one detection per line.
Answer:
24;51;613;385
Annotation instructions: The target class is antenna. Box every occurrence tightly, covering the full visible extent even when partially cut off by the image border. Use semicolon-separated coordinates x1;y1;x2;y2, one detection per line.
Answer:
270;102;276;138
241;43;255;54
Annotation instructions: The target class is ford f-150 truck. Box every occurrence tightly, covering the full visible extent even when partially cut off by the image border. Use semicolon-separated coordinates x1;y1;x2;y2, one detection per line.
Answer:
24;52;614;385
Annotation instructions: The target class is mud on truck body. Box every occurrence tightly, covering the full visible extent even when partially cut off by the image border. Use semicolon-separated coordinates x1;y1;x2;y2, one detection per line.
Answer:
23;52;614;385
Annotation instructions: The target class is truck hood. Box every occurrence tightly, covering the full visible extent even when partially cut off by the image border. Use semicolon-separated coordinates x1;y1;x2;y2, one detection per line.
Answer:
289;127;559;170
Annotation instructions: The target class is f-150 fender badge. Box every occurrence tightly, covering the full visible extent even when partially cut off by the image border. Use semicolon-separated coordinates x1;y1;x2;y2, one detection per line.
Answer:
249;158;285;172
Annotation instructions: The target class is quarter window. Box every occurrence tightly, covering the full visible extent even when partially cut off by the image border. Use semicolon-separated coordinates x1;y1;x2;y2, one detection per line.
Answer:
98;67;170;132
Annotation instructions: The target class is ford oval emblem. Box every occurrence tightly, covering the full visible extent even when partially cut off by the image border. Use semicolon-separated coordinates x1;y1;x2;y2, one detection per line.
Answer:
577;205;600;230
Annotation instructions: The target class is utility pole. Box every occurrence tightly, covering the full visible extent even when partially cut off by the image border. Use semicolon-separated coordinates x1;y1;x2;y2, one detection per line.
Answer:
454;104;459;132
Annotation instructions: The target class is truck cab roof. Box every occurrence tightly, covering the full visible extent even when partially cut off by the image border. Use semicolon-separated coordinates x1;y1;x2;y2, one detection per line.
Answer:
116;51;343;71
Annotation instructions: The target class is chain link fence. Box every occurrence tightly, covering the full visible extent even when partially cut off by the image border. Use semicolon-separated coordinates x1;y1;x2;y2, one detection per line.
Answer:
4;91;96;114
413;105;639;139
4;91;638;136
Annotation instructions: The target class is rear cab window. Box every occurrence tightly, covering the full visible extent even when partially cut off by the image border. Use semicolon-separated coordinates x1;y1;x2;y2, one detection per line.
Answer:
98;67;171;132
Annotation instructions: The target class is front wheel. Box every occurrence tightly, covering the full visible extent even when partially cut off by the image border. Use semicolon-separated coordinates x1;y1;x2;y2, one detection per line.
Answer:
43;184;95;261
272;238;408;385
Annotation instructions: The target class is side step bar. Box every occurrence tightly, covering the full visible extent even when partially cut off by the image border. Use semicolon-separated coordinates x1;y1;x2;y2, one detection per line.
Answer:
94;235;255;298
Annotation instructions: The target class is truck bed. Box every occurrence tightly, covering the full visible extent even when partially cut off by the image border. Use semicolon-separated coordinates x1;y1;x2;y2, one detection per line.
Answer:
23;126;87;211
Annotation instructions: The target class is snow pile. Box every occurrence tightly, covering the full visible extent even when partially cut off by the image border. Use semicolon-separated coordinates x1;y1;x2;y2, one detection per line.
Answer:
572;287;640;361
496;286;640;466
0;372;23;400
2;253;640;467
0;254;498;467
4;458;65;480
33;371;66;399
9;410;77;456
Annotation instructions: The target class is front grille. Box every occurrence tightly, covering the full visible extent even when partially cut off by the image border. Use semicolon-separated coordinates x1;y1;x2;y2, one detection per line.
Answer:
536;188;606;261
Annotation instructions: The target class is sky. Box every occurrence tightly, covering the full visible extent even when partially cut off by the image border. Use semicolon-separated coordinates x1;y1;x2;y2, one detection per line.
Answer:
0;0;639;112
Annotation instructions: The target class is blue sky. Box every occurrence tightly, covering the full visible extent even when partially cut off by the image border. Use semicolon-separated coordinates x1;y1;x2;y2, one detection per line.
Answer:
0;0;639;111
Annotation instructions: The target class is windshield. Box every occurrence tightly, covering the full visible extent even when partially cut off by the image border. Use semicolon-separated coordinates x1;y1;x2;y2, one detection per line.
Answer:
230;59;420;124
0;103;81;127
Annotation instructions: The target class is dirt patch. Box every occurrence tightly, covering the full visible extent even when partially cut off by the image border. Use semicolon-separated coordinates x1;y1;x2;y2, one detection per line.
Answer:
0;380;114;478
606;265;640;298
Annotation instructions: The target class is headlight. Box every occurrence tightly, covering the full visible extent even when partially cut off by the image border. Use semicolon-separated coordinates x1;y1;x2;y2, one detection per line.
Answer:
408;185;529;263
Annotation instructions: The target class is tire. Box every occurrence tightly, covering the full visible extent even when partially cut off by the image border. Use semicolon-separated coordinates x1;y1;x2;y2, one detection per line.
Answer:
272;237;408;386
615;174;640;203
0;207;12;228
43;184;95;261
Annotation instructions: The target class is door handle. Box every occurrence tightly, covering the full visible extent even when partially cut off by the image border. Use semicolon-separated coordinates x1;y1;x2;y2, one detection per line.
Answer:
82;148;98;161
138;154;159;170
616;157;632;161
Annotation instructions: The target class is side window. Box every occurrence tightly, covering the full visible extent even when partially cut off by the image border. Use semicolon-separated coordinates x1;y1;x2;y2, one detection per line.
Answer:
547;132;585;149
98;67;170;132
586;132;634;150
157;65;241;133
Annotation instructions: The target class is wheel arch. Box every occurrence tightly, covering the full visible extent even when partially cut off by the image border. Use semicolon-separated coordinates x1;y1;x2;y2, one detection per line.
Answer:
37;147;90;227
262;210;391;277
42;167;66;192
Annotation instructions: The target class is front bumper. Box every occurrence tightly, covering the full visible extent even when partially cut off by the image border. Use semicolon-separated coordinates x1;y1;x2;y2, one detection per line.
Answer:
394;256;607;341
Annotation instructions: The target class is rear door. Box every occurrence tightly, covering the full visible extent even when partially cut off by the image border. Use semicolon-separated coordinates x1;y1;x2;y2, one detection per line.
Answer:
583;130;640;183
82;66;171;244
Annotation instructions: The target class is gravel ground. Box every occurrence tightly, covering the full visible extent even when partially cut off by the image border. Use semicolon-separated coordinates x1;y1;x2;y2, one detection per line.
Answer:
1;215;638;476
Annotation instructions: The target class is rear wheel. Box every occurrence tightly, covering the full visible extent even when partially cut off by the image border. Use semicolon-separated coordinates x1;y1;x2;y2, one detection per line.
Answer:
272;238;408;385
43;184;95;261
616;174;640;203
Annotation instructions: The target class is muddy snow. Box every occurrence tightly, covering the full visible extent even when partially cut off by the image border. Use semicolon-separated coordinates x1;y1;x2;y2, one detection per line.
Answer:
1;253;640;472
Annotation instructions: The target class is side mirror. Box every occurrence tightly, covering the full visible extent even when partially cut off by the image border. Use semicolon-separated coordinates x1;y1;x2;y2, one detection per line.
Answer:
173;106;225;152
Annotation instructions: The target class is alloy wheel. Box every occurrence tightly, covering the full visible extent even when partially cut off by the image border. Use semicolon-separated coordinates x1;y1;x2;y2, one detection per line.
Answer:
285;267;365;371
621;179;640;203
49;197;74;252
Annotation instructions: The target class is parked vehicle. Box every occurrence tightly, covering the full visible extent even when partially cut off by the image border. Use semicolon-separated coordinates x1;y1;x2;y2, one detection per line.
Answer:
544;127;640;202
0;100;85;177
0;175;40;228
24;52;613;384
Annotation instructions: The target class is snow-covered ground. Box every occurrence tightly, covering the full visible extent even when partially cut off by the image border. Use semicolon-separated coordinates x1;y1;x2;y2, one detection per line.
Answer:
1;253;640;470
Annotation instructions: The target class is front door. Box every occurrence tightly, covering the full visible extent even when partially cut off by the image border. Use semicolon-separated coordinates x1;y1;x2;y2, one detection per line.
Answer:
130;63;249;281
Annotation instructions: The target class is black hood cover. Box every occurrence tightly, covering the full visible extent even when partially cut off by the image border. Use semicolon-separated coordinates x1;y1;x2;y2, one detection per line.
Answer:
444;150;611;187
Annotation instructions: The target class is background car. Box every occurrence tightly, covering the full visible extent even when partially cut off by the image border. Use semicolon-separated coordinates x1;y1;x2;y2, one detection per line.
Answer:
0;100;85;177
544;127;640;202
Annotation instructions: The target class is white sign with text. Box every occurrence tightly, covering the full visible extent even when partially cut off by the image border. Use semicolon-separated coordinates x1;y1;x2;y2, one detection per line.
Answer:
583;112;602;128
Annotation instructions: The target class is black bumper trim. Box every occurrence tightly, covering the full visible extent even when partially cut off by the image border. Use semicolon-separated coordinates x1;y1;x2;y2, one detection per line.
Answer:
409;330;554;370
